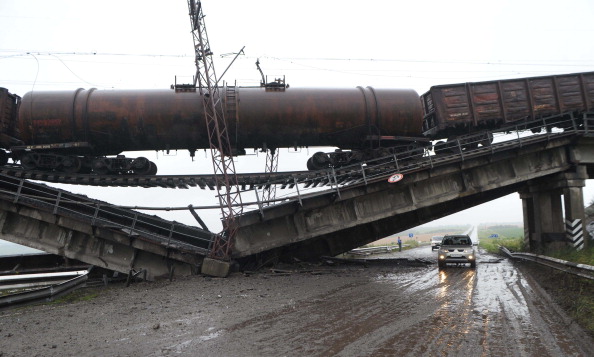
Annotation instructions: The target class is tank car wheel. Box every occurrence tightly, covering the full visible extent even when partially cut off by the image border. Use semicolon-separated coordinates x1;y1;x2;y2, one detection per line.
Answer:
21;153;38;170
307;152;331;170
61;156;82;173
131;157;153;175
147;161;158;175
91;158;109;175
131;157;149;169
312;152;331;169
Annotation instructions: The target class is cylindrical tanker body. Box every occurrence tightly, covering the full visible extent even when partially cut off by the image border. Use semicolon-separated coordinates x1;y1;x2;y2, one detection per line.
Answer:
19;89;207;156
18;86;422;156
233;87;422;150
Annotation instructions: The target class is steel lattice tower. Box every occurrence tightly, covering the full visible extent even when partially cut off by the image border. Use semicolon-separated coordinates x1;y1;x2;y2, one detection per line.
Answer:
187;0;242;260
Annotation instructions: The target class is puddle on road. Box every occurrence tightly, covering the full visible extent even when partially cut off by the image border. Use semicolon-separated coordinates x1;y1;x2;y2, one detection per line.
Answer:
198;328;223;341
374;268;437;294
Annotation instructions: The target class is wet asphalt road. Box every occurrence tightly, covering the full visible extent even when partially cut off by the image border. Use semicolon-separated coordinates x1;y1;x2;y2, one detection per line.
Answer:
1;246;593;356
214;247;594;356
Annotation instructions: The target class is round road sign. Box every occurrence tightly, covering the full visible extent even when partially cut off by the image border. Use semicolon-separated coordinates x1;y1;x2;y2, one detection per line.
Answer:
388;173;404;183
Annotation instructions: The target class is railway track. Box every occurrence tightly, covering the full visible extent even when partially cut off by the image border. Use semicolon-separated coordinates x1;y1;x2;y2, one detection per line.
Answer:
0;135;574;191
0;162;389;190
0;165;351;189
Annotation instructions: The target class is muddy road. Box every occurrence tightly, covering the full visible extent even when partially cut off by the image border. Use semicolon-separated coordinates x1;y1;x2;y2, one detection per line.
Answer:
1;247;593;356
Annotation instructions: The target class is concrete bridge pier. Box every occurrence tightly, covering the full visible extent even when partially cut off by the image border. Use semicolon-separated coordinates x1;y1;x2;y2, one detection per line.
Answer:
521;166;588;251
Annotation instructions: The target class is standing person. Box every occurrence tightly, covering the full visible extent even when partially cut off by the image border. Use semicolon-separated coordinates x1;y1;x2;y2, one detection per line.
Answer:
397;236;402;252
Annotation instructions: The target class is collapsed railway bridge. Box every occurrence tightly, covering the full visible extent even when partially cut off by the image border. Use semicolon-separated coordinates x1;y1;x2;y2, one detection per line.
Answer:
1;114;594;278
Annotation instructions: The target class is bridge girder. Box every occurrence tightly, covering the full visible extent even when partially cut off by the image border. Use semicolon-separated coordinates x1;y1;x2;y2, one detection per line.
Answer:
234;136;594;262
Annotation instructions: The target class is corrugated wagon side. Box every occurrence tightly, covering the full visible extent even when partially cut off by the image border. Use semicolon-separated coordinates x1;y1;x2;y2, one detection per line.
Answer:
421;71;594;140
0;88;21;164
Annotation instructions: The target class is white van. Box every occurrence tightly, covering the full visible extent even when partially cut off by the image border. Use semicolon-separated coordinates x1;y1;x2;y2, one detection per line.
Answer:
431;236;444;250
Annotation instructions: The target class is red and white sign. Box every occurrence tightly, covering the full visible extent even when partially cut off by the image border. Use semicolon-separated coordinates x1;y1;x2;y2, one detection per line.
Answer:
387;173;404;183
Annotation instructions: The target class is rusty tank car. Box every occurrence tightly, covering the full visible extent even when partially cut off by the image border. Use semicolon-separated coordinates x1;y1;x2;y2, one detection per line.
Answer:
2;70;593;175
6;86;424;174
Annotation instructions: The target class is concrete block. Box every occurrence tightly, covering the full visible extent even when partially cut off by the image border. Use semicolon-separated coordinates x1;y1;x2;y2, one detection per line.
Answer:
201;257;231;277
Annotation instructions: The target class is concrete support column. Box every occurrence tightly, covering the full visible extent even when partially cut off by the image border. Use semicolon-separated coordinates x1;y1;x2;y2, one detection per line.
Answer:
521;188;565;251
533;189;565;250
520;191;536;250
561;166;588;250
521;166;588;252
563;186;586;249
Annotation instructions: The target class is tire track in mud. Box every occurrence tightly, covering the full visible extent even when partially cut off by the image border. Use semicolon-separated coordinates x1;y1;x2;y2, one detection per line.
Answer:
210;267;470;356
376;256;591;357
213;252;593;357
220;270;431;356
1;248;593;356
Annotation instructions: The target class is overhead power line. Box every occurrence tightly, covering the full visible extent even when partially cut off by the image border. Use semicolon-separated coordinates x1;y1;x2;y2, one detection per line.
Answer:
2;50;592;67
0;49;192;58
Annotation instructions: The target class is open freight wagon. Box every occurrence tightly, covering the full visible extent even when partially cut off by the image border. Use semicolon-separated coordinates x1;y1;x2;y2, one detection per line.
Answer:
421;71;594;140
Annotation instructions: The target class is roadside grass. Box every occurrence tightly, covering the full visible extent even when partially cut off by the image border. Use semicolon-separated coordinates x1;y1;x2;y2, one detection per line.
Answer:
49;289;99;305
364;240;420;250
479;237;524;254
543;246;594;335
478;225;523;240
546;246;594;266
542;266;594;337
402;240;420;249
575;288;594;334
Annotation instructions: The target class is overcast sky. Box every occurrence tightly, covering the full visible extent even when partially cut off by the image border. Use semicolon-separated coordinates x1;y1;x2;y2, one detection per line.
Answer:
1;0;594;235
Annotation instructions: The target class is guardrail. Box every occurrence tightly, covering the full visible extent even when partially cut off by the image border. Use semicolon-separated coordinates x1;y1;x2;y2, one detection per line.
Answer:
347;245;403;256
0;268;90;311
499;246;594;280
0;174;214;253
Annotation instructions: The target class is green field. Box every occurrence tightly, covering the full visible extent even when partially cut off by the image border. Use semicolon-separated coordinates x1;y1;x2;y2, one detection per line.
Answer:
478;224;523;240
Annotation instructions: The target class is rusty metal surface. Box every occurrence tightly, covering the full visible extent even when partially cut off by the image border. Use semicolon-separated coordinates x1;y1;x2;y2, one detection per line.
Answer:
19;89;205;155
235;87;422;149
18;86;423;156
0;87;21;148
421;71;594;138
